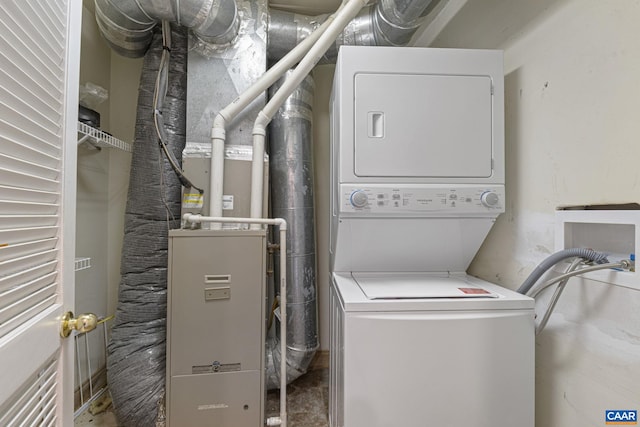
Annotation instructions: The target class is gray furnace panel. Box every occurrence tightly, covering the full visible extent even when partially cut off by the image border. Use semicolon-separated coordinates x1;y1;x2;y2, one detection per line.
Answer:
167;230;267;427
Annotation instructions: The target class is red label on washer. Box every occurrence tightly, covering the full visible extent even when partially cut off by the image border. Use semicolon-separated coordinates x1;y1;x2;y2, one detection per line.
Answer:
459;287;491;295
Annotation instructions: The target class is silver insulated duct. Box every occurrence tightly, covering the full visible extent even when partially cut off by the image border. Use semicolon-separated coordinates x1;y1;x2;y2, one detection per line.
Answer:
266;72;318;388
267;0;439;62
107;25;188;426
95;0;240;57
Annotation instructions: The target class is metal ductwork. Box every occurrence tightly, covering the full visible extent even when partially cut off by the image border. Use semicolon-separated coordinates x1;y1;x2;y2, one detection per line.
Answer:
266;71;318;388
267;0;439;62
107;25;187;426
95;0;240;57
99;2;444;421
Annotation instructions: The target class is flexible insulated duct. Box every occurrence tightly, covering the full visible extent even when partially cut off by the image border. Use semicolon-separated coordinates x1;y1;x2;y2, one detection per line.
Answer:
106;26;187;426
267;0;439;62
95;0;239;57
265;72;318;388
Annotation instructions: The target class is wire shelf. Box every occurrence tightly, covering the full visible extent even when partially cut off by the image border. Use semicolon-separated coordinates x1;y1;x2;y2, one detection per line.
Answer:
75;257;92;271
77;121;132;152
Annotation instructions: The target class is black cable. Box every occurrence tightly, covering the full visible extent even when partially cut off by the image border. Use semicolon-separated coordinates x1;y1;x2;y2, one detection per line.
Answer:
153;21;204;194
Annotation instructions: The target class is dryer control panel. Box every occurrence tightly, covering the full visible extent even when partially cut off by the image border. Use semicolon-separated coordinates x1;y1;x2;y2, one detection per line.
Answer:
338;184;505;216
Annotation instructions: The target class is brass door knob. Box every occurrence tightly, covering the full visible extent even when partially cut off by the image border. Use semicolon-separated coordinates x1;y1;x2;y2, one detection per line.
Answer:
60;311;98;338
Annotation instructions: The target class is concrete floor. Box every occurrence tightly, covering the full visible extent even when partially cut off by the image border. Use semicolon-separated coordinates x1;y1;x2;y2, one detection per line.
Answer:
75;354;329;427
266;362;329;427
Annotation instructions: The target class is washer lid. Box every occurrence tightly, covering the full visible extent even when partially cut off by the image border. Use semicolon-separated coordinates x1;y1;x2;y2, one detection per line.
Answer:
352;273;499;300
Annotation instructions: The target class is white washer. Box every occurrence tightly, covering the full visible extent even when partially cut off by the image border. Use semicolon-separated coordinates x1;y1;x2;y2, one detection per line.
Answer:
330;273;534;427
329;46;534;427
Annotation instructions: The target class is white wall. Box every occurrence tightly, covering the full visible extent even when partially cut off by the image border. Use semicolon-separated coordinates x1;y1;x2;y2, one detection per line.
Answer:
312;64;335;352
107;54;142;316
75;3;114;385
411;0;640;425
76;0;140;388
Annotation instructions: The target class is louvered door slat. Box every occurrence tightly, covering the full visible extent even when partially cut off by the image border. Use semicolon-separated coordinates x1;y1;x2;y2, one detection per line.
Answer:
0;186;59;204
0;226;58;245
0;205;59;219
0;249;57;279
0;0;78;423
0;119;61;158
0;103;61;144
0;88;61;138
25;0;65;50
38;0;65;27
0;272;57;311
0;200;59;215
0;3;65;79
0;140;59;170
0;259;57;292
0;358;57;426
0;290;57;340
0;69;59;120
4;2;64;68
0;45;62;107
40;402;58;427
0;240;57;264
0;40;61;107
0;73;59;120
0;216;58;229
21;379;57;427
0;168;59;192
0;154;59;183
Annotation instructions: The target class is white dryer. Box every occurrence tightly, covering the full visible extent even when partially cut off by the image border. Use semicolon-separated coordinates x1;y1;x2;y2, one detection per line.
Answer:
329;46;534;427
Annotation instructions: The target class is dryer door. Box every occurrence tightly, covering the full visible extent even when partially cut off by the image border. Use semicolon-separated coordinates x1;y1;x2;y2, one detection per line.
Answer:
354;73;493;178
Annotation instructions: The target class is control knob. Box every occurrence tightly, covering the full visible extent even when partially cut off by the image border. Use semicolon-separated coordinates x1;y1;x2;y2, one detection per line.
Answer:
480;191;500;208
350;190;369;208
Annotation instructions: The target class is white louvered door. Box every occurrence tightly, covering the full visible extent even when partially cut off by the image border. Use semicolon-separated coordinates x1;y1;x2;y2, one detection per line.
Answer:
0;1;82;426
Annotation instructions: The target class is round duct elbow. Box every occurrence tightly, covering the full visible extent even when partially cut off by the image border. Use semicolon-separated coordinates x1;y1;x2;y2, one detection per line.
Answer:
95;0;240;58
266;0;438;63
95;0;156;58
372;0;436;46
267;7;375;64
188;0;240;45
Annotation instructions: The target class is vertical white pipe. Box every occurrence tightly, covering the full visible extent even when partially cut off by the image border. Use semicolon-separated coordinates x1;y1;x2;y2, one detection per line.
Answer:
209;128;225;230
250;124;267;229
278;225;288;427
250;0;368;222
209;18;334;227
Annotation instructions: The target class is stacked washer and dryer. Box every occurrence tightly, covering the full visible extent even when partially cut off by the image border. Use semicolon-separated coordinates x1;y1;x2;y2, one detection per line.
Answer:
329;46;535;427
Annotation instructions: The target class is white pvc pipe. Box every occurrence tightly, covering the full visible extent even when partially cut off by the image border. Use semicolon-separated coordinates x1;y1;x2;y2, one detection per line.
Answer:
249;0;368;224
182;214;289;427
218;14;335;125
209;135;225;230
208;16;335;225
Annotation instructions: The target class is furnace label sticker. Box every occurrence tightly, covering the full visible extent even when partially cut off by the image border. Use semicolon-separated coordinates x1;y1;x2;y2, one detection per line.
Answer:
222;195;234;210
198;403;229;411
183;192;203;209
